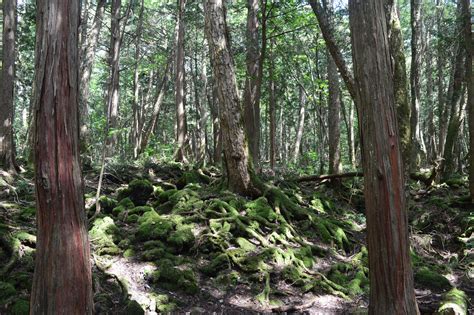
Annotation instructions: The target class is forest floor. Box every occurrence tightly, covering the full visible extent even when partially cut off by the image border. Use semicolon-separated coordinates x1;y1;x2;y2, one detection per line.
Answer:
0;161;472;314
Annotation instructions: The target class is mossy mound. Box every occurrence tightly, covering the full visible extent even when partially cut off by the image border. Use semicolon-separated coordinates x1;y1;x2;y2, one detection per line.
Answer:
118;179;153;206
92;196;118;215
437;288;468;315
0;281;16;302
122;300;144;315
151;259;198;294
136;210;174;241
414;267;451;291
112;198;135;218
10;299;29;315
18;207;35;221
150;294;177;313
89;216;121;256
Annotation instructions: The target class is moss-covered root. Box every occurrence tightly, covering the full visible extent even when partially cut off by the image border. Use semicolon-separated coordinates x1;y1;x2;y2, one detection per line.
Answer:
437;288;468;315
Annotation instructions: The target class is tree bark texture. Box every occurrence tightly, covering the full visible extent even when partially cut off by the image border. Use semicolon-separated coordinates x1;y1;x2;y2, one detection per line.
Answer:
293;85;306;164
0;0;18;173
327;49;341;174
205;0;259;197
269;39;276;171
243;0;261;170
349;1;419;314
30;0;93;313
105;0;122;156
465;0;474;201
386;0;411;171
132;0;145;159
175;0;188;163
79;0;106;151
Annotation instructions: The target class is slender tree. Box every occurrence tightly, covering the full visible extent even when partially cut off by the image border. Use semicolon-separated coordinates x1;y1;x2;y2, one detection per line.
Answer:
464;0;473;201
349;0;419;313
175;0;188;162
30;0;93;313
0;0;18;173
205;0;260;197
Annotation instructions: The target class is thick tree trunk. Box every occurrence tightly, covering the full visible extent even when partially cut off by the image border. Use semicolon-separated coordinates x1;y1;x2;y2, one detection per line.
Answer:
0;0;18;173
79;0;106;152
410;0;424;170
293;85;306;163
175;0;188;163
465;0;474;201
105;0;122;156
205;0;259;197
349;0;419;313
30;0;93;313
436;1;447;159
387;0;411;171
341;96;356;169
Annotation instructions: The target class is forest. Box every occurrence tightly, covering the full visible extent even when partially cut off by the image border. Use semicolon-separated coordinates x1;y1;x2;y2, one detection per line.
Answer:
0;0;473;314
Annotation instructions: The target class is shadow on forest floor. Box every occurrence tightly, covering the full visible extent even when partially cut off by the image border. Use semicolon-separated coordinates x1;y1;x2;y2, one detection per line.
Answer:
0;163;472;314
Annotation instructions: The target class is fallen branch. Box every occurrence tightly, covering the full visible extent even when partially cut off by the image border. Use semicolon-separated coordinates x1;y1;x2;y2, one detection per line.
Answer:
294;171;364;183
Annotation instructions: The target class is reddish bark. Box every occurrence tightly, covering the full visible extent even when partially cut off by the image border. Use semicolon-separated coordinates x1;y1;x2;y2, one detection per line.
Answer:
30;0;93;313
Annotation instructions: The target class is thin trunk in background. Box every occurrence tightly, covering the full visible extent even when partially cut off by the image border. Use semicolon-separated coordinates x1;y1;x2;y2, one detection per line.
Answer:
465;0;474;201
269;39;276;172
175;0;188;163
132;0;145;159
293;85;306;164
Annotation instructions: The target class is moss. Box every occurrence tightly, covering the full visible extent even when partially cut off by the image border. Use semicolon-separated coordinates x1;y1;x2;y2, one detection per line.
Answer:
152;185;165;198
123;248;135;258
168;188;203;214
119;179;154;206
236;237;256;252
158;189;178;203
141;247;166;261
167;224;195;251
136;210;174;241
118;239;131;249
151;259;198;294
10;272;33;290
414;267;451;291
245;197;278;222
91;196;118;215
445;176;466;188
201;253;229;275
0;281;16;301
89;216;120;256
19;207;36;221
129;206;153;216
123;300;144;315
125;214;139;223
437;288;468;315
143;240;165;250
112;198;134;217
10;299;29;315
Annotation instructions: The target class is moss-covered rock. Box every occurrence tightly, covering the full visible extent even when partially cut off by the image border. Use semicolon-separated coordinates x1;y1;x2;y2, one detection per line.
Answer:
201;253;229;275
118;179;154;206
123;300;144;315
136;210;174;241
437;288;468;315
10;299;29;315
125;214;140;223
167;224;195;252
90;196;118;215
89;216;120;256
112;198;135;217
150;294;177;313
168;188;203;214
141;247;166;261
415;267;451;291
245;197;277;222
151;259;198;294
123;248;135;258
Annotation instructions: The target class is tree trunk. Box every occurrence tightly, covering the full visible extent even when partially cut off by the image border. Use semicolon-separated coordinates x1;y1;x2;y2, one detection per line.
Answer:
132;0;145;159
341;96;356;169
196;50;209;165
205;0;259;197
175;0;188;163
465;0;474;201
243;0;265;171
269;39;276;172
0;0;18;173
79;0;106;152
442;3;468;180
387;0;411;171
436;1;447;159
327;50;341;174
293;85;306;164
349;0;419;313
105;0;122;156
410;0;424;170
425;30;437;163
30;0;93;313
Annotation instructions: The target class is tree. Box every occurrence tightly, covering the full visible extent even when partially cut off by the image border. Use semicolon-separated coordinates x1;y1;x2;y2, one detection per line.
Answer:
243;0;261;170
105;0;123;156
30;0;93;313
175;0;188;163
348;0;419;313
205;0;260;197
0;0;18;173
464;0;473;201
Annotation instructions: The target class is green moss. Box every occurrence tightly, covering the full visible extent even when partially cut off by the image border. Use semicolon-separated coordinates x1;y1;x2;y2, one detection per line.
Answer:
158;189;178;203
167;224;195;251
123;300;144;315
19;207;36;221
119;179;154;206
414;267;451;291
168;188;203;214
445;176;466;188
0;281;16;302
112;197;134;217
236;237;256;252
245;197;277;222
153;185;165;198
10;299;29;315
125;214;139;223
136;210;174;241
89;216;120;256
437;288;468;315
151;259;198;294
123;248;135;258
91;196;118;215
143;240;165;250
129;206;153;216
201;253;229;275
141;247;166;261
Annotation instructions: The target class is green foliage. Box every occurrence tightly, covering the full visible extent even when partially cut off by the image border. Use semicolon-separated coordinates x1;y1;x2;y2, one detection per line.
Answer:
123;300;144;315
0;281;16;302
10;299;30;315
136;210;174;241
89;216;121;256
414;267;451;291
